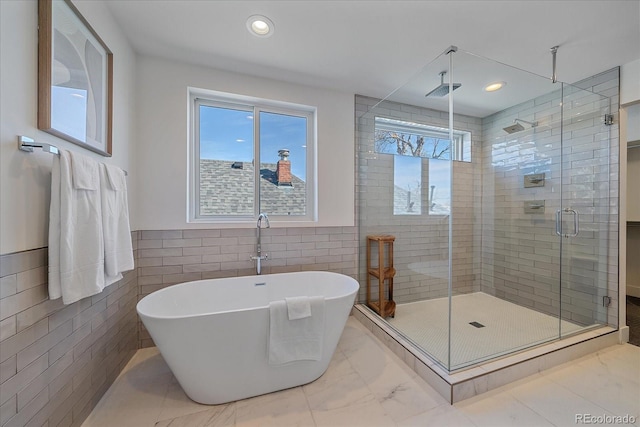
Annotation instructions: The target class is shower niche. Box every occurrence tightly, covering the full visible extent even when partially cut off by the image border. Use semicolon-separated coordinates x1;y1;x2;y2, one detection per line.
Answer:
355;46;620;401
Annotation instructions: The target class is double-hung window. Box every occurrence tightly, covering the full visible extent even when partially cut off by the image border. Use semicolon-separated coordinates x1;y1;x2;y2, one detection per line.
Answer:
189;89;316;222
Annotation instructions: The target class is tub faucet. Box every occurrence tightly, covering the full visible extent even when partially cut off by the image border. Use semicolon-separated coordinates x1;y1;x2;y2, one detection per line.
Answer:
252;213;270;274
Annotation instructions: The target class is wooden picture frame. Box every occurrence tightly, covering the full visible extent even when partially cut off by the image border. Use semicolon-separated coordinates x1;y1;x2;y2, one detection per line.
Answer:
38;0;113;156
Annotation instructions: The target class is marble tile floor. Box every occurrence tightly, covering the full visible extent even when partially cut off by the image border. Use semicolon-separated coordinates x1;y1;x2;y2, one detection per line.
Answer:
82;317;640;427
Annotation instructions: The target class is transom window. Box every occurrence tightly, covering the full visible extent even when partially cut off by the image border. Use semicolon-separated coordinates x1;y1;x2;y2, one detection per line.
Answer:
374;117;471;162
189;89;316;222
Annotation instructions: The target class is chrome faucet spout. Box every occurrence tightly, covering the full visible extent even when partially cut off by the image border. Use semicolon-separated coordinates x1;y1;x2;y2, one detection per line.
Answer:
257;213;270;229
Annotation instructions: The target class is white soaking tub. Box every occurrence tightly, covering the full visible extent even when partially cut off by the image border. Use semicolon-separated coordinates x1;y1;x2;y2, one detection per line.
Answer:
136;271;358;404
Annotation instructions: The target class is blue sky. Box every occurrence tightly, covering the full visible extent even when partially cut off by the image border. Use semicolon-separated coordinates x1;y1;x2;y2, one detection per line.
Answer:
394;155;422;192
199;106;307;179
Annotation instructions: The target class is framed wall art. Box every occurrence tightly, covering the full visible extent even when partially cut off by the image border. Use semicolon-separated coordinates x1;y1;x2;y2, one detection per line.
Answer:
38;0;113;156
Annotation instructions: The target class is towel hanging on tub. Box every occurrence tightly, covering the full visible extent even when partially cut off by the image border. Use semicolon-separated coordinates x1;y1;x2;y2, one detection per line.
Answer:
285;296;313;320
268;296;325;365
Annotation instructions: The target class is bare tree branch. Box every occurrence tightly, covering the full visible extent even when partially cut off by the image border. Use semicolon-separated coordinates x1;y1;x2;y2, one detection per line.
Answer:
375;130;450;159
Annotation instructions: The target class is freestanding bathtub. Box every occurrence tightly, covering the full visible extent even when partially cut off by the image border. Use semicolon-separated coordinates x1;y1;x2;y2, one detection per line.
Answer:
136;271;358;404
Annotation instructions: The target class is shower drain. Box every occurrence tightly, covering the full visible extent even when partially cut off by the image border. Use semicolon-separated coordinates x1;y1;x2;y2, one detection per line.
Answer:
469;321;485;328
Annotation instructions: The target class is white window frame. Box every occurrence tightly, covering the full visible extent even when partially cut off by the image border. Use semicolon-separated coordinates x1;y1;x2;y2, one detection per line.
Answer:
188;88;317;223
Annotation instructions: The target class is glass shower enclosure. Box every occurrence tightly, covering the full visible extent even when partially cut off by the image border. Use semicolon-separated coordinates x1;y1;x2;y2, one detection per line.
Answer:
356;47;618;372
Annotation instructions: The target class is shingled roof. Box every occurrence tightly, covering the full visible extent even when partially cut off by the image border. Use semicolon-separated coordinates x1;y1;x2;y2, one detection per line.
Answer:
199;160;306;216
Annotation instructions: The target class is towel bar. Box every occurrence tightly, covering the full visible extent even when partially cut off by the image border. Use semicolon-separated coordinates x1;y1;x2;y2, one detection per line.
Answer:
18;135;128;176
18;135;59;154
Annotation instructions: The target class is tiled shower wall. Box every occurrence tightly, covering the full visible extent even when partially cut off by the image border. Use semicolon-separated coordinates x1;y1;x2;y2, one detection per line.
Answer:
0;233;139;427
136;226;358;347
355;95;483;304
0;226;357;426
480;68;620;327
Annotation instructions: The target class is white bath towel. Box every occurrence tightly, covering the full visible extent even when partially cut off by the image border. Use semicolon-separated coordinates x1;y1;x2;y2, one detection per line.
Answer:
70;150;99;191
52;150;105;304
48;152;62;300
268;296;325;365
100;163;134;280
285;296;312;320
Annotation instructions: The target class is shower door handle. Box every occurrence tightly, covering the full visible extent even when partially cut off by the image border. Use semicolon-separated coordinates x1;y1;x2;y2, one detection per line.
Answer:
566;209;579;237
556;208;579;238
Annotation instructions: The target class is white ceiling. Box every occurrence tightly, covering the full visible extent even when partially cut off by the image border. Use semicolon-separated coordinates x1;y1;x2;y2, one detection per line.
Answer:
106;1;640;117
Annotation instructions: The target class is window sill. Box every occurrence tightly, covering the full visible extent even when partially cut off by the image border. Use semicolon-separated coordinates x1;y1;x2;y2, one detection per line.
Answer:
187;218;319;228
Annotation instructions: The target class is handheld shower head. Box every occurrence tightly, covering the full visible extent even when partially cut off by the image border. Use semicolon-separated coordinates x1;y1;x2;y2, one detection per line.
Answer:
425;71;461;98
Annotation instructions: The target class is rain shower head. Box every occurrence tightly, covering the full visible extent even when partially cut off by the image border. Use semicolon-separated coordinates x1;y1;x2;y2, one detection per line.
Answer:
503;119;538;134
503;123;525;134
425;71;461;98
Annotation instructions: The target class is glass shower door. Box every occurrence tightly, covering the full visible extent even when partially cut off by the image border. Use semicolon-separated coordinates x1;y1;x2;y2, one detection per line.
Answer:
558;81;613;336
448;50;566;370
355;49;455;370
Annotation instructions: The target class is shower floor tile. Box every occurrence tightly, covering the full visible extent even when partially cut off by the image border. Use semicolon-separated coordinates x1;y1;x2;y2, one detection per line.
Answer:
388;292;584;369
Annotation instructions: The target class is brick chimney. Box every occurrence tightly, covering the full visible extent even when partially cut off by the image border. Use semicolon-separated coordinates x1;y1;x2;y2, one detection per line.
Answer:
276;149;292;186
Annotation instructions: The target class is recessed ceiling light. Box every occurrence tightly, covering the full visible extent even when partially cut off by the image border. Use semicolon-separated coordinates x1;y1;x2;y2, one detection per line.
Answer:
247;15;274;37
484;81;506;92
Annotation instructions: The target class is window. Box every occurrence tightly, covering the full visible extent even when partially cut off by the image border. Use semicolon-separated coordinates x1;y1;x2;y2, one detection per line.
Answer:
392;156;452;216
374;117;471;162
375;117;470;216
190;89;316;222
428;159;451;215
393;156;422;215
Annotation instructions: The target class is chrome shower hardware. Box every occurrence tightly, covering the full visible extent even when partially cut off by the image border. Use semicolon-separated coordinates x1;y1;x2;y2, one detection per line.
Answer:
425;71;461;98
503;119;538;134
551;45;559;83
556;208;580;238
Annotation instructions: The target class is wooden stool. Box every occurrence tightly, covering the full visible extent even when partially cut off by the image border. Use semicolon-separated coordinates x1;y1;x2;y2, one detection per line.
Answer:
366;235;396;318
